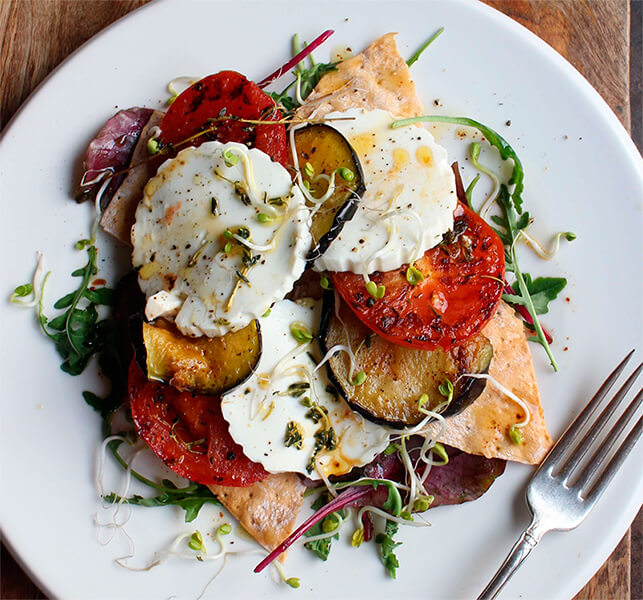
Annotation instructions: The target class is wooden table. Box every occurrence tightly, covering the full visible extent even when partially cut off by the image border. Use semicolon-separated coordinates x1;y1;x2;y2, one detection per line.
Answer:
0;1;640;598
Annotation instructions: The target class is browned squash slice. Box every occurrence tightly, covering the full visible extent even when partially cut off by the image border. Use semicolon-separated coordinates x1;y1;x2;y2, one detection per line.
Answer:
136;318;262;395
319;293;493;427
294;124;365;261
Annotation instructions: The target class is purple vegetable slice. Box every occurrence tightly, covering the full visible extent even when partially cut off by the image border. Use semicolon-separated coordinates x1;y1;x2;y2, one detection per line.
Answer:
422;446;506;508
78;107;153;209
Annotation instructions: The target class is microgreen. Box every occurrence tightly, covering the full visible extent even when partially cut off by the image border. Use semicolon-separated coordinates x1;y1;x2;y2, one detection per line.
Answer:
146;138;160;155
320;276;332;290
188;530;206;553
376;520;401;578
509;425;524;445
257;212;274;224
290;321;314;344
351;371;367;386
338;167;355;182
438;378;454;404
465;173;481;210
383;442;399;456
222;148;239;167
406;27;445;68
412;495;434;512
405;264;424;285
351;527;365;547
366;280;385;299
268;34;337;116
432;442;449;465
11;283;33;299
286;578;301;589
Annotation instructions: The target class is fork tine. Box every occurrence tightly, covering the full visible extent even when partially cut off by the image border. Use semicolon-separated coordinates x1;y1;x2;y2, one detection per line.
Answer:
584;413;643;506
556;364;642;481
574;388;643;494
542;350;635;470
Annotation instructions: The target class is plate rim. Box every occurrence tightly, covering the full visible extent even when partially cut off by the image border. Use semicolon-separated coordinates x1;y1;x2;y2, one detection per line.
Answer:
0;1;641;599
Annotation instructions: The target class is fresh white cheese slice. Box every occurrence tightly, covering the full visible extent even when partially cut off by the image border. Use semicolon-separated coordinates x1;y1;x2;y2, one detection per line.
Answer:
312;108;457;274
221;299;390;479
131;141;311;338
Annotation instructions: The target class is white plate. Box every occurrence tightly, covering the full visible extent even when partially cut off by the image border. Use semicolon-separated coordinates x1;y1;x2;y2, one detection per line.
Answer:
1;1;642;598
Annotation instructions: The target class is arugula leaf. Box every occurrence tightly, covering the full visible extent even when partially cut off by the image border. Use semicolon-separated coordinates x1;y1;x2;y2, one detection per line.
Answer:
103;490;219;523
493;186;560;370
36;244;116;378
375;520;401;578
103;437;220;522
503;273;567;315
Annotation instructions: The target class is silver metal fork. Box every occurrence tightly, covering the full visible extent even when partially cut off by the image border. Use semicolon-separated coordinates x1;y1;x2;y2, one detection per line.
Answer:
477;350;642;600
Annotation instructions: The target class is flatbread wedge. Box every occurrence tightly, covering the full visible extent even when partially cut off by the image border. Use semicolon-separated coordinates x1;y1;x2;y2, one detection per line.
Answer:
297;32;423;121
208;473;306;557
299;33;552;464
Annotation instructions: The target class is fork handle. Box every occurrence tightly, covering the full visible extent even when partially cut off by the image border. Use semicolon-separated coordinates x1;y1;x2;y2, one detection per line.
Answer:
477;520;547;600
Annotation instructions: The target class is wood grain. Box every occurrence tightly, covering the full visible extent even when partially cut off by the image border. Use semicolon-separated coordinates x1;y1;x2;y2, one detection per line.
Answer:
0;1;638;599
0;0;150;127
483;0;631;130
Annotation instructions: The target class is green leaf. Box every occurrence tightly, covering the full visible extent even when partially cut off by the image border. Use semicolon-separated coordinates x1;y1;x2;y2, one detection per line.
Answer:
47;314;67;331
101;488;219;523
84;287;116;305
522;273;567;315
303;493;345;561
406;27;445;68
12;283;33;297
376;520;401;578
53;292;75;309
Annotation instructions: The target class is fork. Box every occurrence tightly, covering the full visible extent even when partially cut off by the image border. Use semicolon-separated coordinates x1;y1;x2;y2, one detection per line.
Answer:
477;350;642;600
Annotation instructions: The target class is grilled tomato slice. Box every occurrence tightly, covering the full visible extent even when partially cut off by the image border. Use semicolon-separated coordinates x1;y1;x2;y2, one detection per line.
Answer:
128;359;268;486
159;71;287;166
331;203;505;350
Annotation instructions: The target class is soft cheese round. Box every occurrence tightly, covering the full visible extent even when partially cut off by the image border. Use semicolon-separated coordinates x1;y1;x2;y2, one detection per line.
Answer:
313;109;457;274
131;141;311;337
221;299;390;479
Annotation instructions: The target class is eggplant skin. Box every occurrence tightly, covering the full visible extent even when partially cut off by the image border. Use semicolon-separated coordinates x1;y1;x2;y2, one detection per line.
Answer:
319;292;493;428
293;124;366;262
131;315;262;396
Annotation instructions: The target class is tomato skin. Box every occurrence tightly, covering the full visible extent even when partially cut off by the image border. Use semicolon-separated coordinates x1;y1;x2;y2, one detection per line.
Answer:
159;71;288;166
331;203;505;350
128;359;268;486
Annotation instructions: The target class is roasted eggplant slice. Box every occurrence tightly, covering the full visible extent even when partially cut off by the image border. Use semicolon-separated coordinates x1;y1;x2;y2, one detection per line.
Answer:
319;293;493;427
294;124;365;261
133;317;262;396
